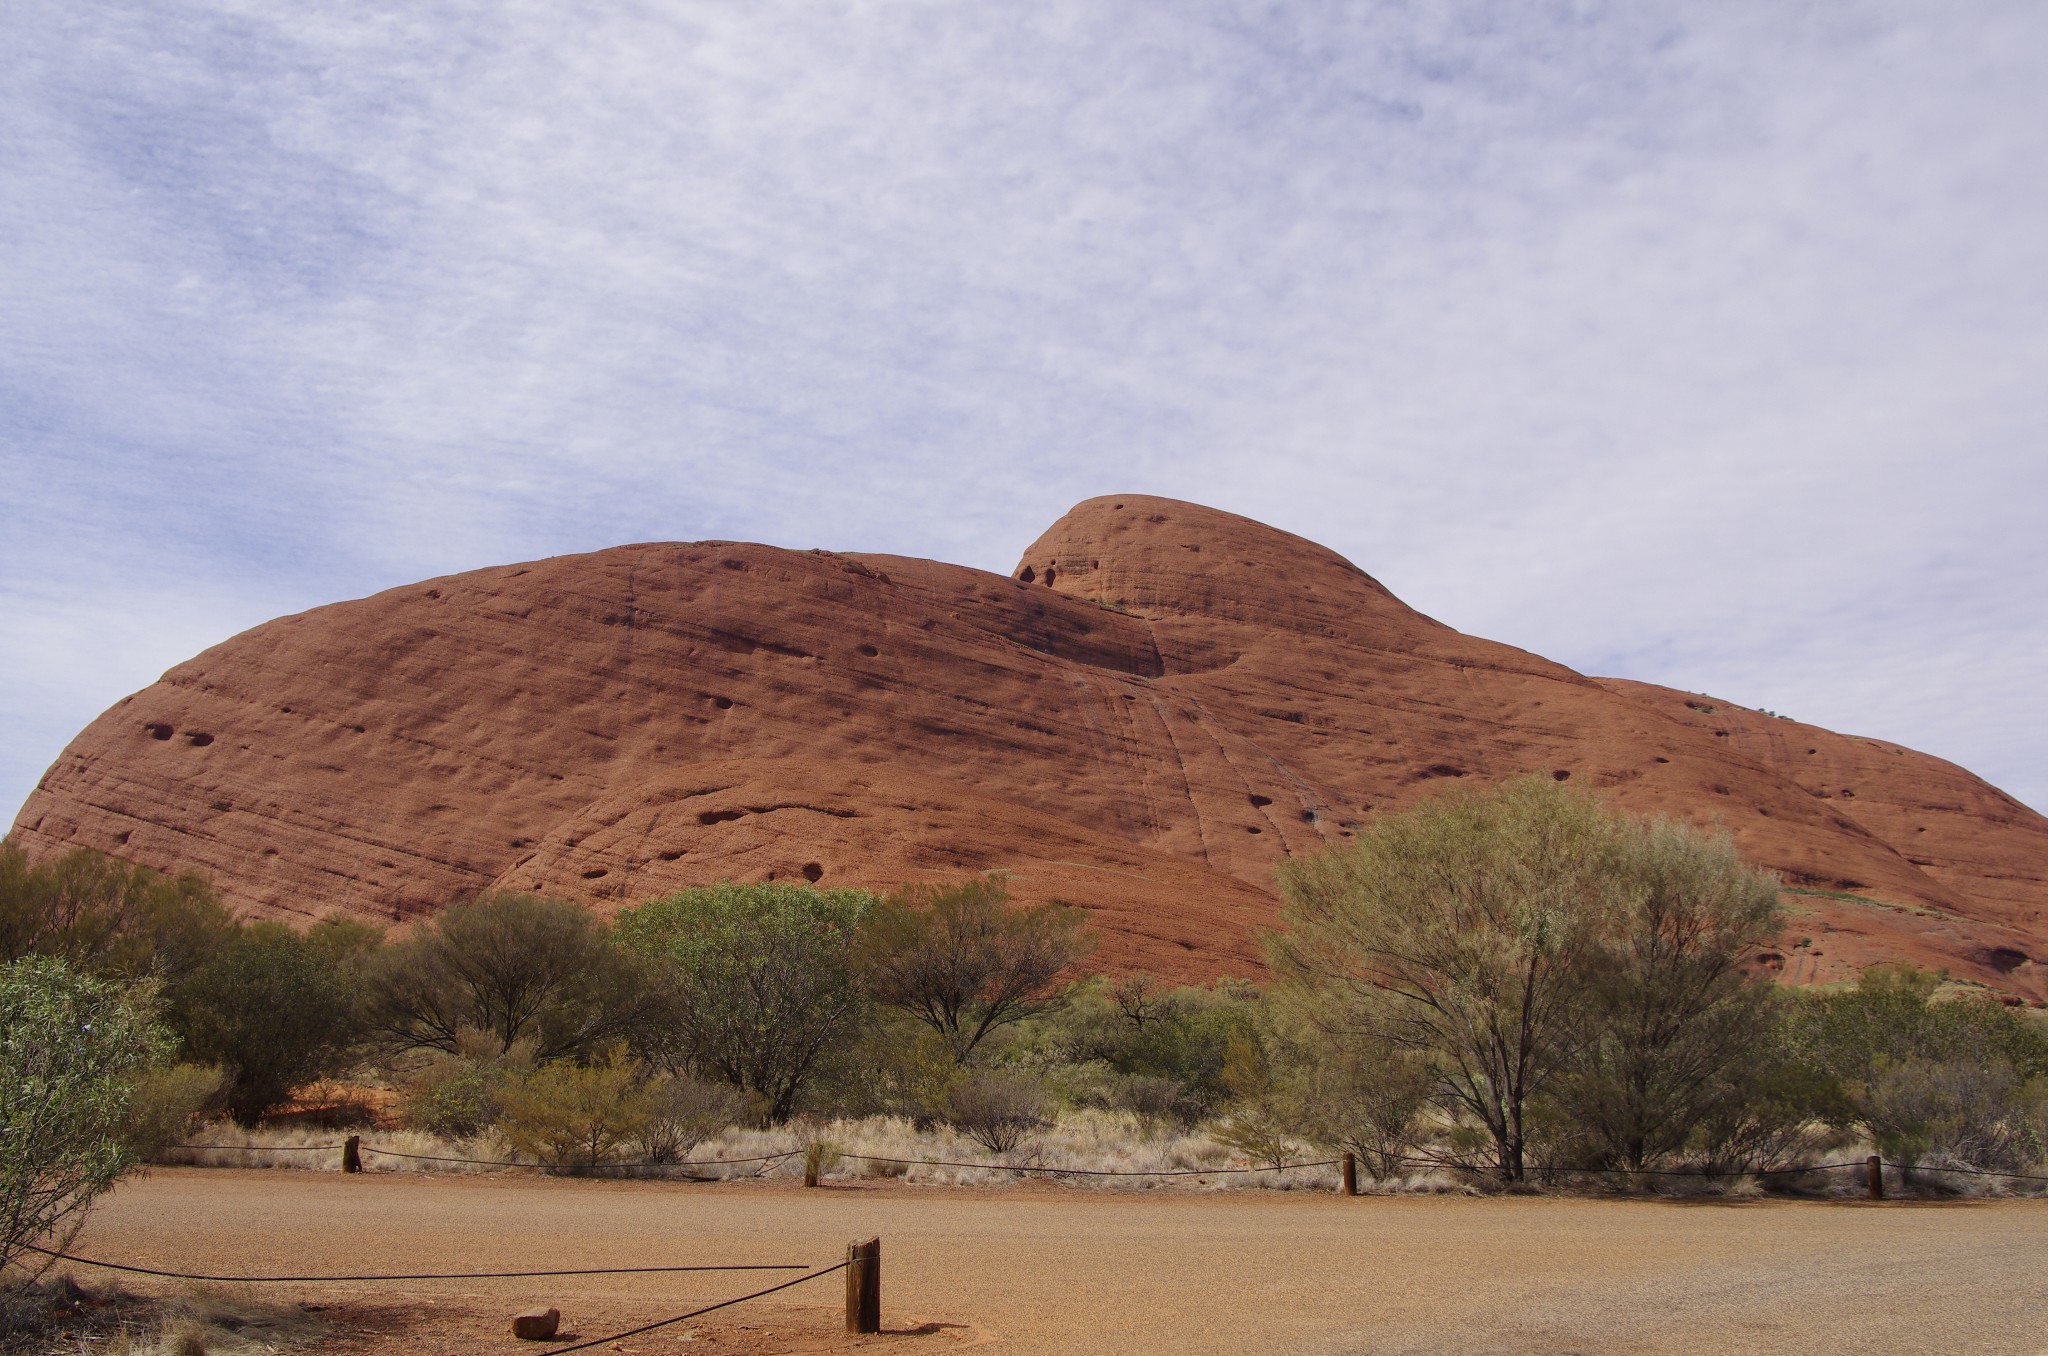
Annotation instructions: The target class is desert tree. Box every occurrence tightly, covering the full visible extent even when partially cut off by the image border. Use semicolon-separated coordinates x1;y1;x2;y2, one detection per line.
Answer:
0;840;234;987
1553;816;1784;1171
1;956;166;1280
1269;776;1630;1181
365;891;646;1063
168;922;361;1126
1788;963;2048;1170
613;881;875;1122
857;875;1094;1064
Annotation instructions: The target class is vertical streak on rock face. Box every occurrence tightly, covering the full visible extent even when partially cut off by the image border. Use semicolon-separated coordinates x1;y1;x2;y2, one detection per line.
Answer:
10;496;2048;994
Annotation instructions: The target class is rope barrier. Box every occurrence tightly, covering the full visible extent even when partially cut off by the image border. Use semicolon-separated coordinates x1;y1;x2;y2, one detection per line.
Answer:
18;1243;806;1284
1878;1161;2048;1184
163;1139;2048;1186
538;1261;849;1356
168;1142;803;1170
172;1142;344;1152
1375;1153;1874;1179
839;1152;1341;1177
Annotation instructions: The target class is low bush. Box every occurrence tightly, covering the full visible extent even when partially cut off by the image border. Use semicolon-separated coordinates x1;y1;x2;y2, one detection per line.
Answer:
639;1075;759;1163
496;1047;654;1171
122;1063;226;1162
946;1072;1052;1155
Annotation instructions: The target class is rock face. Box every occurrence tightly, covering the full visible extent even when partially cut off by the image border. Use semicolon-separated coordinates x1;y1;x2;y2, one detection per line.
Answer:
12;496;2046;997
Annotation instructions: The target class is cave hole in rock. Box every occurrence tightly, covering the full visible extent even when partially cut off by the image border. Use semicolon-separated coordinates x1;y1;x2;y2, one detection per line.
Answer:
697;809;745;825
1711;784;1731;795
658;849;684;861
1246;826;1263;834
1302;809;1317;823
802;862;824;882
1248;794;1272;808
1552;770;1571;781
211;799;231;812
186;732;215;747
582;869;608;880
1653;756;1670;764
115;831;131;845
145;723;173;741
1043;566;1056;586
858;644;879;658
262;847;277;857
1018;566;1036;583
1987;947;2029;973
712;696;734;710
1419;763;1464;779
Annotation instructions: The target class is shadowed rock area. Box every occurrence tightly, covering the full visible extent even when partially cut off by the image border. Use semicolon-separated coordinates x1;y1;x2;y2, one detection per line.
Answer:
13;496;2046;996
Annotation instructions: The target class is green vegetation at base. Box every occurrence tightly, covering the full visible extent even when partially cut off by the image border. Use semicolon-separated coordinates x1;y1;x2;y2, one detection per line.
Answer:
2;801;2044;1212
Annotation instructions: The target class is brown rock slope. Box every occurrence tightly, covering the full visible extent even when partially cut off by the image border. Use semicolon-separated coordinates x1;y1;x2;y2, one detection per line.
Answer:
12;496;2046;996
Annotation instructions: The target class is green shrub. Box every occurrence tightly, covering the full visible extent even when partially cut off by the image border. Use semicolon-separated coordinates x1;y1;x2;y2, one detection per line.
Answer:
856;876;1092;1063
496;1047;654;1171
0;841;235;985
1790;965;2048;1170
367;892;647;1063
1212;1031;1291;1169
945;1072;1052;1155
637;1074;757;1163
1022;973;1258;1125
1270;776;1783;1181
167;923;360;1127
1;956;166;1278
615;882;875;1121
121;1063;226;1161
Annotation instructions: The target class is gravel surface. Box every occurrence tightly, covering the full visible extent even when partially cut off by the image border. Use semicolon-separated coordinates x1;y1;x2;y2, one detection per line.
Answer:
63;1169;2048;1354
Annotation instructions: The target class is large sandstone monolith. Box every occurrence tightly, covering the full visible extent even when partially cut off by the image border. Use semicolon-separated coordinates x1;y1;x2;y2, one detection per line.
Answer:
12;496;2045;996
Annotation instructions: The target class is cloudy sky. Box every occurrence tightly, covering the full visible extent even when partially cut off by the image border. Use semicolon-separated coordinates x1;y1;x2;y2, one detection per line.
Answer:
4;0;2045;825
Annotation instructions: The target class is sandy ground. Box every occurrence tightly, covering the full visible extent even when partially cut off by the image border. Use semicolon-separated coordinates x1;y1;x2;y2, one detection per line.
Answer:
59;1168;2048;1355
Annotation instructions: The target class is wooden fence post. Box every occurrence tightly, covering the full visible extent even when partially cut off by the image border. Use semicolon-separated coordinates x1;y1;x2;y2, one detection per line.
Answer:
845;1236;880;1335
1341;1152;1358;1197
342;1135;362;1174
1865;1155;1883;1201
804;1142;821;1188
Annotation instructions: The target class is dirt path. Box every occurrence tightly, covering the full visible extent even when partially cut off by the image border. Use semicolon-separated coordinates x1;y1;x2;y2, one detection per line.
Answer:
67;1169;2048;1354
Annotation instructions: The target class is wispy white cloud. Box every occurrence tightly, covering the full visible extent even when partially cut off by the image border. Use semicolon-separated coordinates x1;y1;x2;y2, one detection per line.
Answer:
5;0;2045;817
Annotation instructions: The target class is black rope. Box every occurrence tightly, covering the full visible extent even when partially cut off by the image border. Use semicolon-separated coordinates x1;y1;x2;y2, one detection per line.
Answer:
539;1261;849;1356
171;1142;344;1152
168;1142;803;1170
840;1152;1340;1177
1373;1152;1873;1179
19;1244;804;1283
1881;1161;2048;1184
